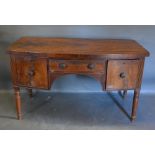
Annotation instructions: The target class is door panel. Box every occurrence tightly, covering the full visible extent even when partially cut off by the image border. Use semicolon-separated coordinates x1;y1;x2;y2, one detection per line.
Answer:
11;56;48;89
106;60;142;90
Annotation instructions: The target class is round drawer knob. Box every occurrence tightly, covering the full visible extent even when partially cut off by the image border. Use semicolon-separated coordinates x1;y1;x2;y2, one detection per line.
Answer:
87;63;95;70
59;63;67;69
120;72;126;79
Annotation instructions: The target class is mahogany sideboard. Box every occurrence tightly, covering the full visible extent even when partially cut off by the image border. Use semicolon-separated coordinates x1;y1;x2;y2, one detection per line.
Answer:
7;37;150;121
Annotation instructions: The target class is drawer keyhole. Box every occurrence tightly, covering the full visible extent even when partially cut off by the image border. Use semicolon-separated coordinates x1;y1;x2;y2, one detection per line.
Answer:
59;63;67;69
87;63;95;70
28;70;35;77
120;72;126;79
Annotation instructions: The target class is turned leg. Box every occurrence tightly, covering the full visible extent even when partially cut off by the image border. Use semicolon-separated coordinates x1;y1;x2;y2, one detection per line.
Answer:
27;88;33;97
14;87;22;120
131;89;140;121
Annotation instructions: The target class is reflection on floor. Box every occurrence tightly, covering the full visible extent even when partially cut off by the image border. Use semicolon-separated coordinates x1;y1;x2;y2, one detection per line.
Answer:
0;91;155;129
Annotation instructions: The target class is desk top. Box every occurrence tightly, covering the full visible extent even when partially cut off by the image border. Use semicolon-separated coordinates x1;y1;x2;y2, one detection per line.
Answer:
7;37;150;59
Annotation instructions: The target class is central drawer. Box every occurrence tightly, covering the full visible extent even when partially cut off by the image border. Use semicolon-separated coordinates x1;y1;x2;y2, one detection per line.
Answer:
49;60;106;73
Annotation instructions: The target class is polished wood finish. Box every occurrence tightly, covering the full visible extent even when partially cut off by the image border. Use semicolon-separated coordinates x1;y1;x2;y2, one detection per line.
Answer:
10;56;48;89
106;60;143;90
49;60;105;73
7;37;149;59
14;87;22;120
7;37;150;121
131;89;140;121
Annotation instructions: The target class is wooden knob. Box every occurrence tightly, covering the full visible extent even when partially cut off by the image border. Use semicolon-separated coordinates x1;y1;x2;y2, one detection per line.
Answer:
87;63;95;70
120;72;126;78
59;63;67;69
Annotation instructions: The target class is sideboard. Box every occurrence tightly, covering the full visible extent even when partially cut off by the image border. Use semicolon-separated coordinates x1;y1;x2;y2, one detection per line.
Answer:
7;37;150;121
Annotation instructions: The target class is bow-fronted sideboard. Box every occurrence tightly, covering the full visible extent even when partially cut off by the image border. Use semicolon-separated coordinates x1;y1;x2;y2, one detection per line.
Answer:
7;37;150;121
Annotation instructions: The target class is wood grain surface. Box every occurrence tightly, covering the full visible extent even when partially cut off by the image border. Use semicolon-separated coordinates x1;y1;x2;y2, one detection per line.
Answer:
7;37;150;59
7;37;150;120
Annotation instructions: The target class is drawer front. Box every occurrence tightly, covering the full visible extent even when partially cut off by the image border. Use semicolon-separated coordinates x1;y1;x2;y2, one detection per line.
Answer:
106;60;142;90
49;60;105;73
11;56;48;89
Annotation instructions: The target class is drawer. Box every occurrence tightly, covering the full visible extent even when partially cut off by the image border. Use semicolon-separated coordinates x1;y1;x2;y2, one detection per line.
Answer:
11;56;48;89
106;60;142;90
49;60;105;73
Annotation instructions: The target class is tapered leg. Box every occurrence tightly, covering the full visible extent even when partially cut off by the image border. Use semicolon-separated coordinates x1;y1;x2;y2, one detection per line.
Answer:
27;88;33;97
14;87;22;120
131;89;140;121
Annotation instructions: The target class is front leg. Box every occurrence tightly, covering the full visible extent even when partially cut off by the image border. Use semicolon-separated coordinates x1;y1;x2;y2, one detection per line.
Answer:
131;89;140;121
14;86;22;120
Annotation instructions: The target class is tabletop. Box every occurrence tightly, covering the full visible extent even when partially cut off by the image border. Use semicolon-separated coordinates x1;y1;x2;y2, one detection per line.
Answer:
7;37;150;59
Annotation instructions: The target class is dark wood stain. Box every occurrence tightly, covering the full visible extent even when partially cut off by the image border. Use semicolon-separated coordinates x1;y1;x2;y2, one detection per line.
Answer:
7;37;150;121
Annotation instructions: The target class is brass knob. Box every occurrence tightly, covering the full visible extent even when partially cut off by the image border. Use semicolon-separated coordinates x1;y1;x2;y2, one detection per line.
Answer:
87;63;95;70
120;72;126;79
59;63;67;69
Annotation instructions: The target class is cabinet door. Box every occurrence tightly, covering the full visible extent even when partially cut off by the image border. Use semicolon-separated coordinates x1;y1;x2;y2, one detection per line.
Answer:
10;56;48;89
106;60;143;90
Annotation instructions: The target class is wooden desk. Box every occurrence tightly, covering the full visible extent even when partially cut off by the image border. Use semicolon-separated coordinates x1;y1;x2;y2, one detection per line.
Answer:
7;37;150;121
